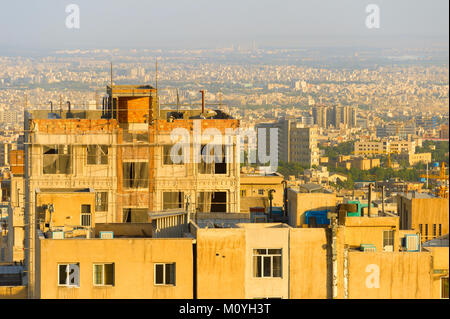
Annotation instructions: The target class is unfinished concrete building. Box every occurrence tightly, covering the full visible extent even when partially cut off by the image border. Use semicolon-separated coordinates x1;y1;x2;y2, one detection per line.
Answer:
23;84;241;298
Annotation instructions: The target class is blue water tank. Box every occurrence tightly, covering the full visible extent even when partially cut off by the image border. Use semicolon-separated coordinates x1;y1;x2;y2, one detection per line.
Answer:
433;162;440;167
419;178;426;183
305;210;331;225
270;207;283;217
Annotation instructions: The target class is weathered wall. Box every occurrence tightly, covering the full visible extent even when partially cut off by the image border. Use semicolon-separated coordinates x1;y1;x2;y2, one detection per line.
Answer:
287;190;337;227
196;228;245;299
289;228;328;299
37;238;193;299
36;192;95;229
343;217;399;252
347;251;433;299
244;224;289;299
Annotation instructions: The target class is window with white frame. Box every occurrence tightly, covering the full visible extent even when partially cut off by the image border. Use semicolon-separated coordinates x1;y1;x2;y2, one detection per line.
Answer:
154;263;176;285
383;230;394;251
93;263;114;286
58;263;80;287
81;205;92;227
253;249;282;278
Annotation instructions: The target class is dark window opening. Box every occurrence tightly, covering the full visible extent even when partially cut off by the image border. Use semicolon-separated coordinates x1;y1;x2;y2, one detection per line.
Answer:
197;191;227;213
43;145;71;174
87;145;108;165
163;145;183;165
198;145;227;174
123;162;149;188
123;208;148;223
163;192;184;210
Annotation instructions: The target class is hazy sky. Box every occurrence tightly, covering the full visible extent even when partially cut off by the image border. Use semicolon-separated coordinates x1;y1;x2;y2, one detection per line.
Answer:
0;0;448;50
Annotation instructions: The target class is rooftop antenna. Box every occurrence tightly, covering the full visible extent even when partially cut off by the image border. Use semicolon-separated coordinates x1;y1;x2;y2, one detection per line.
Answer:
59;95;63;116
110;62;113;87
155;58;158;90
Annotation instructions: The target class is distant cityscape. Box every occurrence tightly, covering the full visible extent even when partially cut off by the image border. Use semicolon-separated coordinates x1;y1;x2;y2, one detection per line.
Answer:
0;46;448;300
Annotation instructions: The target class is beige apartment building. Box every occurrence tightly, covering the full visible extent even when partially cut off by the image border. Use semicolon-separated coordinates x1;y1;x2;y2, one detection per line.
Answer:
240;172;284;212
398;194;449;243
289;126;320;167
23;84;241;298
256;119;319;167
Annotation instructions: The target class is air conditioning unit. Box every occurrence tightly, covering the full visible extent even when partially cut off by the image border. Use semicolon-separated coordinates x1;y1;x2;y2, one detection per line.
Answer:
100;231;114;239
383;245;394;252
360;244;376;252
404;234;419;252
51;231;64;239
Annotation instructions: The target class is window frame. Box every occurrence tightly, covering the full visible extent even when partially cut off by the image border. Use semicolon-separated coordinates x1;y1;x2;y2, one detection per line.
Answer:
162;192;184;210
154;263;176;286
57;263;80;288
162;144;184;166
122;161;149;189
95;192;108;212
42;144;72;175
252;248;282;278
81;204;92;227
383;230;394;251
86;145;108;165
93;263;115;287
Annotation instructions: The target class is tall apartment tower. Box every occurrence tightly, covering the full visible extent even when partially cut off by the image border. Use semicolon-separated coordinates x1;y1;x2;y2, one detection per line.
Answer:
289;125;320;167
256;118;292;163
312;106;328;129
256;119;319;168
23;84;241;298
329;105;357;128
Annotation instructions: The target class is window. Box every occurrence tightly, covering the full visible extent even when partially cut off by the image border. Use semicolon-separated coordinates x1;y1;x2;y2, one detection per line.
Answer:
439;224;442;237
58;264;80;287
197;192;227;213
433;224;437;237
43;145;71;174
258;189;265;195
123;162;149;188
81;205;91;227
95;192;108;212
163;145;183;165
419;224;423;235
241;190;247;197
383;230;394;251
425;224;429;239
123;208;148;223
198;144;227;174
154;263;176;285
163;192;184;210
441;277;449;299
253;249;282;278
93;263;114;286
87;145;108;165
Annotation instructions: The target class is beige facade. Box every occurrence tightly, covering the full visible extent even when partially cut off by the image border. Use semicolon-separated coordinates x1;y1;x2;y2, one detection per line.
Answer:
240;173;284;212
35;237;194;299
287;188;338;227
23;85;241;298
7;176;25;262
400;152;432;166
354;140;416;156
289;126;320;167
398;196;449;243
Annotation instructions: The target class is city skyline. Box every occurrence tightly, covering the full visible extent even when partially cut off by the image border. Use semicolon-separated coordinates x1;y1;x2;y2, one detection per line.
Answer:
0;0;448;52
